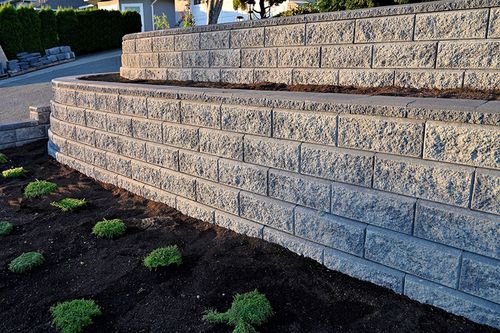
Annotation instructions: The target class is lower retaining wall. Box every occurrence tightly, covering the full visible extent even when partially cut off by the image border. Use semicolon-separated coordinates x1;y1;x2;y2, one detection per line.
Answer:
0;106;50;149
48;76;500;328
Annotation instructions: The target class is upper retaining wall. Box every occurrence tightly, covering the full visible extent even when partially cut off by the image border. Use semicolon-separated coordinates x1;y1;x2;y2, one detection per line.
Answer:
120;0;500;90
48;76;499;328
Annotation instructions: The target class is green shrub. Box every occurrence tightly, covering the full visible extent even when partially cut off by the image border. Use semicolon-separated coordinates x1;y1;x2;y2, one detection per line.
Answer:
24;180;58;198
203;290;273;333
0;153;8;165
51;198;86;212
92;218;126;239
8;251;44;273
17;6;42;53
55;8;79;48
39;7;58;49
51;299;102;333
2;167;26;178
0;221;13;236
0;4;22;59
144;245;182;270
122;10;142;35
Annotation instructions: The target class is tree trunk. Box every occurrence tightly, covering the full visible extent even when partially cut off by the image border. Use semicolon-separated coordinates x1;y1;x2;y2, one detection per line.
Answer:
207;0;224;24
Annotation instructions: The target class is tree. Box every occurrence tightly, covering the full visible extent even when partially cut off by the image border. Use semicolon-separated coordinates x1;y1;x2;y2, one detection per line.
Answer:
207;0;223;24
232;0;286;19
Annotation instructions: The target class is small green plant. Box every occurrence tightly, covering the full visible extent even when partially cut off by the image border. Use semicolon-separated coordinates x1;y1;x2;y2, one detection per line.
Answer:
2;167;26;178
0;221;13;236
24;180;58;198
0;153;8;165
51;299;102;333
92;218;126;239
8;251;45;273
51;198;86;212
144;245;182;270
203;290;273;333
153;13;170;30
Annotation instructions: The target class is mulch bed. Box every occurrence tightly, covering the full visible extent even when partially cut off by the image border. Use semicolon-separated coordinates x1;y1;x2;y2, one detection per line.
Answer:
82;73;500;100
0;140;497;333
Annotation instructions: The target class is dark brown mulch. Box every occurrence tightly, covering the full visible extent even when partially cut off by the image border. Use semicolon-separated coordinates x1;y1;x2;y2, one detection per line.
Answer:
0;141;497;333
81;73;500;100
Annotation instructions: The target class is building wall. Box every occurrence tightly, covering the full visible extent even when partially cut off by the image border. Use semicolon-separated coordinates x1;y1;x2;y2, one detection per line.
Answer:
121;0;500;90
49;75;499;328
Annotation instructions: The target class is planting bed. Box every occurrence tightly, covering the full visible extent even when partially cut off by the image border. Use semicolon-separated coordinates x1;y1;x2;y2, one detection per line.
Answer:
0;140;497;333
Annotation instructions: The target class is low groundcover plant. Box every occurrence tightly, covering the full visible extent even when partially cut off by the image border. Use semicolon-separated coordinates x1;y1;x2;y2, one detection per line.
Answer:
2;167;26;178
8;251;45;273
24;180;58;198
203;289;273;333
51;299;102;333
92;218;126;239
51;198;86;212
144;245;182;270
0;221;13;236
0;153;8;165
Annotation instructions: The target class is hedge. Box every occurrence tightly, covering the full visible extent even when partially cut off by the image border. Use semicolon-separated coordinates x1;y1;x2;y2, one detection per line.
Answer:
0;5;141;60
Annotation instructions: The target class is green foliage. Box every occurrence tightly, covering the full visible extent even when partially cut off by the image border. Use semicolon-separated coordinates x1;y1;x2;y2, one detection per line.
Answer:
92;218;126;239
39;7;58;49
24;180;58;198
154;13;170;30
17;6;42;53
0;4;22;59
144;245;182;270
51;198;86;212
8;251;44;273
275;3;318;17
0;221;13;236
51;299;102;333
203;290;273;333
180;6;195;27
0;153;8;165
122;10;142;35
2;167;26;178
233;0;286;18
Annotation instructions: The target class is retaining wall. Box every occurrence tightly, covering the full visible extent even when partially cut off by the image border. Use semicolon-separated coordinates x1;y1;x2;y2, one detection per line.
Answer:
0;106;50;149
48;76;500;328
120;0;500;90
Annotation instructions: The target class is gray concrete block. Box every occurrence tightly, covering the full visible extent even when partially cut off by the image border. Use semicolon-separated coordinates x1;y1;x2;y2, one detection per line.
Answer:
489;7;500;38
305;20;354;45
163;122;199;150
192;68;221;82
180;101;221;128
218;158;268;195
85;110;107;130
355;15;414;43
241;48;277;68
54;88;75;106
230;28;264;48
94;130;118;152
437;40;500;69
199;128;243;160
264;24;305;47
131;160;161;185
338;69;395;87
135;38;153;53
209;49;240;67
144;68;168;81
472;169;500;215
321;45;372;68
152;35;175;52
200;30;230;49
254;69;292;85
365;226;461;287
263;227;323;264
373;42;437;68
175;33;200;51
415;9;488;40
167;68;192;81
240;192;295;233
215;211;264;238
177;197;214;223
395;70;464;89
106;152;132;177
145;142;179;170
106;114;132;137
460;253;500;304
138;53;159;68
179;149;218;181
74;126;94;146
119;95;147;117
132;118;163;143
122;39;136;53
220;69;254;84
141;183;176;208
75;91;96;109
244;135;300;172
221;104;271;136
116;175;143;196
182;50;209;68
464;71;500;91
277;46;320;68
160;168;196;199
117;136;146;161
158;52;182;68
65;106;86;125
147;98;181;122
196;179;239;215
84;145;106;168
292;69;339;85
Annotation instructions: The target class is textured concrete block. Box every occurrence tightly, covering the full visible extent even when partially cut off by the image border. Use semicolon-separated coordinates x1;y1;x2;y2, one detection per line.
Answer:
338;69;395;87
269;169;330;211
365;227;461;287
321;45;372;68
301;144;373;187
296;207;365;255
147;98;180;122
117;136;146;161
200;30;230;49
221;104;271;136
230;28;264;48
84;146;106;168
152;35;174;52
265;24;305;47
74;125;94;146
122;39;135;53
437;41;500;69
324;248;405;293
415;9;488;40
138;53;159;68
177;197;214;223
264;227;324;263
65;106;86;125
122;54;139;68
106;114;132;136
199;128;243;160
215;211;264;238
179;150;218;181
305;20;354;45
241;48;277;68
135;38;152;53
54;88;75;105
218;158;267;195
174;33;199;51
339;114;424;157
355;15;414;42
240;192;294;232
395;70;464;89
489;8;500;38
331;182;415;234
180;101;220;128
95;93;119;113
119;95;147;117
244;135;300;172
273;109;337;145
141;183;177;208
472;169;500;215
50;101;66;120
116;174;143;195
277;47;320;68
93;165;117;185
209;49;240;67
404;276;500;329
424;121;500;169
254;69;292;84
192;69;221;82
158;52;182;68
373;42;437;68
464;71;500;90
75;91;95;109
197;179;239;214
415;200;500;259
94;130;118;152
145;142;178;170
460;253;500;304
132;118;163;143
220;69;254;84
182;50;209;68
144;68;168;81
163;122;199;150
167;68;192;81
106;152;132;177
292;69;339;85
374;155;474;207
120;68;145;80
160;168;196;199
131;160;161;185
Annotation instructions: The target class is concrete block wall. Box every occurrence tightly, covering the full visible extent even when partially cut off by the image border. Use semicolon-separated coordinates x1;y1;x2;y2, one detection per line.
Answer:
120;0;500;90
0;106;50;149
49;76;499;328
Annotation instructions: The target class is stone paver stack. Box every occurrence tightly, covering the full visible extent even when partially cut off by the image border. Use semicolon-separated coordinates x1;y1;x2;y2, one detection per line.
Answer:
4;46;75;75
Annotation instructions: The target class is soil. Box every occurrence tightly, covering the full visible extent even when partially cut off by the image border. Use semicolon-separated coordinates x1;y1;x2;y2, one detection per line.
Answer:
82;73;500;100
0;140;497;333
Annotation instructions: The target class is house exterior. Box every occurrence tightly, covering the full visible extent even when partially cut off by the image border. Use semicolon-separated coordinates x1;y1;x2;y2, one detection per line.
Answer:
0;0;92;8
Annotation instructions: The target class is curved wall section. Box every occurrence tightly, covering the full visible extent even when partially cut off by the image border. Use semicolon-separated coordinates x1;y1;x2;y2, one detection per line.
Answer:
120;0;500;90
49;76;500;328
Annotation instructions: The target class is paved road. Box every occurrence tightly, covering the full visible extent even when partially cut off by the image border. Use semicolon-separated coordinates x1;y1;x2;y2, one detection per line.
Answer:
0;49;121;123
